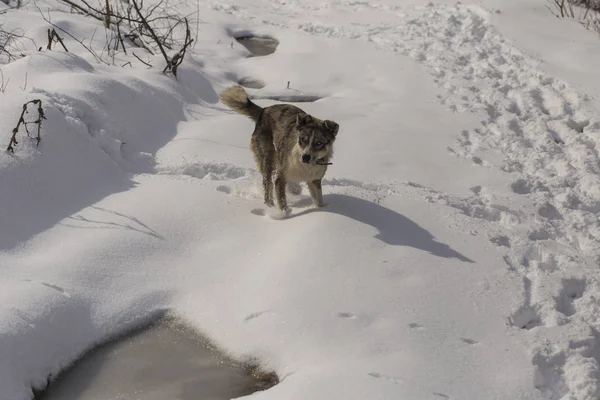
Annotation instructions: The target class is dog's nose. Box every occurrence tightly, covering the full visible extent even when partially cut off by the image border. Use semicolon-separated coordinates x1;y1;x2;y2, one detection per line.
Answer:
301;154;312;163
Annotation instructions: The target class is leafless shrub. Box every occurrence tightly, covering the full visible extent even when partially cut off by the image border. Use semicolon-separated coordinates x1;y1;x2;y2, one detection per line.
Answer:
34;2;109;64
54;0;196;73
571;0;600;12
0;10;24;64
547;0;600;34
6;99;47;153
0;0;23;8
547;0;577;17
162;17;191;76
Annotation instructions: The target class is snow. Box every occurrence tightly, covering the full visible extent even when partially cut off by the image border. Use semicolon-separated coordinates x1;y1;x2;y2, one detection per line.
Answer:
1;0;600;399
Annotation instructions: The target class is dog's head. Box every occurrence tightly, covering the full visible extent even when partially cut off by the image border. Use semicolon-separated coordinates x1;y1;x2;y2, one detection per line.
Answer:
294;114;339;165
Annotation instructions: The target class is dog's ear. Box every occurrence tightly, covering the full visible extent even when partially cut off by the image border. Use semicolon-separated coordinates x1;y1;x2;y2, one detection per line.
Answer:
296;114;314;127
324;120;339;137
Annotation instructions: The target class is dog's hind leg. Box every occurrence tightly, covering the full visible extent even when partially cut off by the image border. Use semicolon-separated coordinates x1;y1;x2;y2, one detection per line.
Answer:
262;159;275;207
307;179;324;207
251;133;275;207
274;172;291;216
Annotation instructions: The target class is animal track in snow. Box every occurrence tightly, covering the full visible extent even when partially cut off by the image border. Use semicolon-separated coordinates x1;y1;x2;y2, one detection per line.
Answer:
460;338;478;345
555;278;586;317
368;372;404;384
408;322;425;330
157;161;251;181
244;310;271;322
369;372;451;398
216;185;232;194
489;234;510;248
510;305;542;330
336;312;356;319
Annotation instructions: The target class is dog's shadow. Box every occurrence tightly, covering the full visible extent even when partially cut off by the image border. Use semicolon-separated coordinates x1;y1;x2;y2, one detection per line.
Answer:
291;194;473;263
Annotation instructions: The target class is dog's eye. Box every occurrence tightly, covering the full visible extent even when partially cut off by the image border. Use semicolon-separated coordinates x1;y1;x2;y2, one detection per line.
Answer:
315;141;323;147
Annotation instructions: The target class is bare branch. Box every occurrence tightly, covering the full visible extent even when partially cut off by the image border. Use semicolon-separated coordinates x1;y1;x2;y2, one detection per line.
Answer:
6;99;47;153
35;2;109;65
130;0;169;65
0;69;10;93
55;0;103;20
46;28;69;52
132;51;152;67
19;71;27;92
163;17;192;77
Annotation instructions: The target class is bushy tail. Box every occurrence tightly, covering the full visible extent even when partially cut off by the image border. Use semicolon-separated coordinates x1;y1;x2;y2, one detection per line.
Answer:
219;85;263;122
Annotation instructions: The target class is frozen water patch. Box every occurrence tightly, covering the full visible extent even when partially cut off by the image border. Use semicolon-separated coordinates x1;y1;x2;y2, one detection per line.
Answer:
234;35;279;57
238;76;266;89
250;92;324;103
39;316;278;400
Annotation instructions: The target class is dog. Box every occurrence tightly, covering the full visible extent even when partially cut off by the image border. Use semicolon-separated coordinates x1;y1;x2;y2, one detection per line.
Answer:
219;85;339;217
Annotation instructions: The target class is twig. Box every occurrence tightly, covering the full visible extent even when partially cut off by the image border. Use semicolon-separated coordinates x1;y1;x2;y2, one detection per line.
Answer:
132;51;152;67
6;99;47;153
194;0;199;48
162;17;192;77
104;0;111;28
124;30;154;55
116;20;127;54
35;2;109;65
46;28;69;51
0;69;9;93
130;0;169;66
56;0;103;21
19;71;27;91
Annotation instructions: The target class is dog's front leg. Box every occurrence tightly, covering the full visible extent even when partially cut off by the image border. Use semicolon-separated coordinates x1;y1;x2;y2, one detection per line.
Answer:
274;173;291;216
307;179;324;207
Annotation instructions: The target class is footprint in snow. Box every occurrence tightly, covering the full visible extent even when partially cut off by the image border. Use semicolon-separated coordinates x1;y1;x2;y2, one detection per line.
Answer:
408;323;425;330
489;234;510;248
368;372;404;384
460;338;478;345
216;185;231;194
509;305;542;330
337;312;357;319
555;277;586;317
244;310;270;322
251;208;266;216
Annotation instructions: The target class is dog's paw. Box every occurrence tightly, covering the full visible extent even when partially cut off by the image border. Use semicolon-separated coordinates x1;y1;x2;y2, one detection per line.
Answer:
264;199;275;207
267;207;292;220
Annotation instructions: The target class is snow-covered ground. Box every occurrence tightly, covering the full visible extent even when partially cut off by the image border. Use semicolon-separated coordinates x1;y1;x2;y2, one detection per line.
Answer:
1;0;600;399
